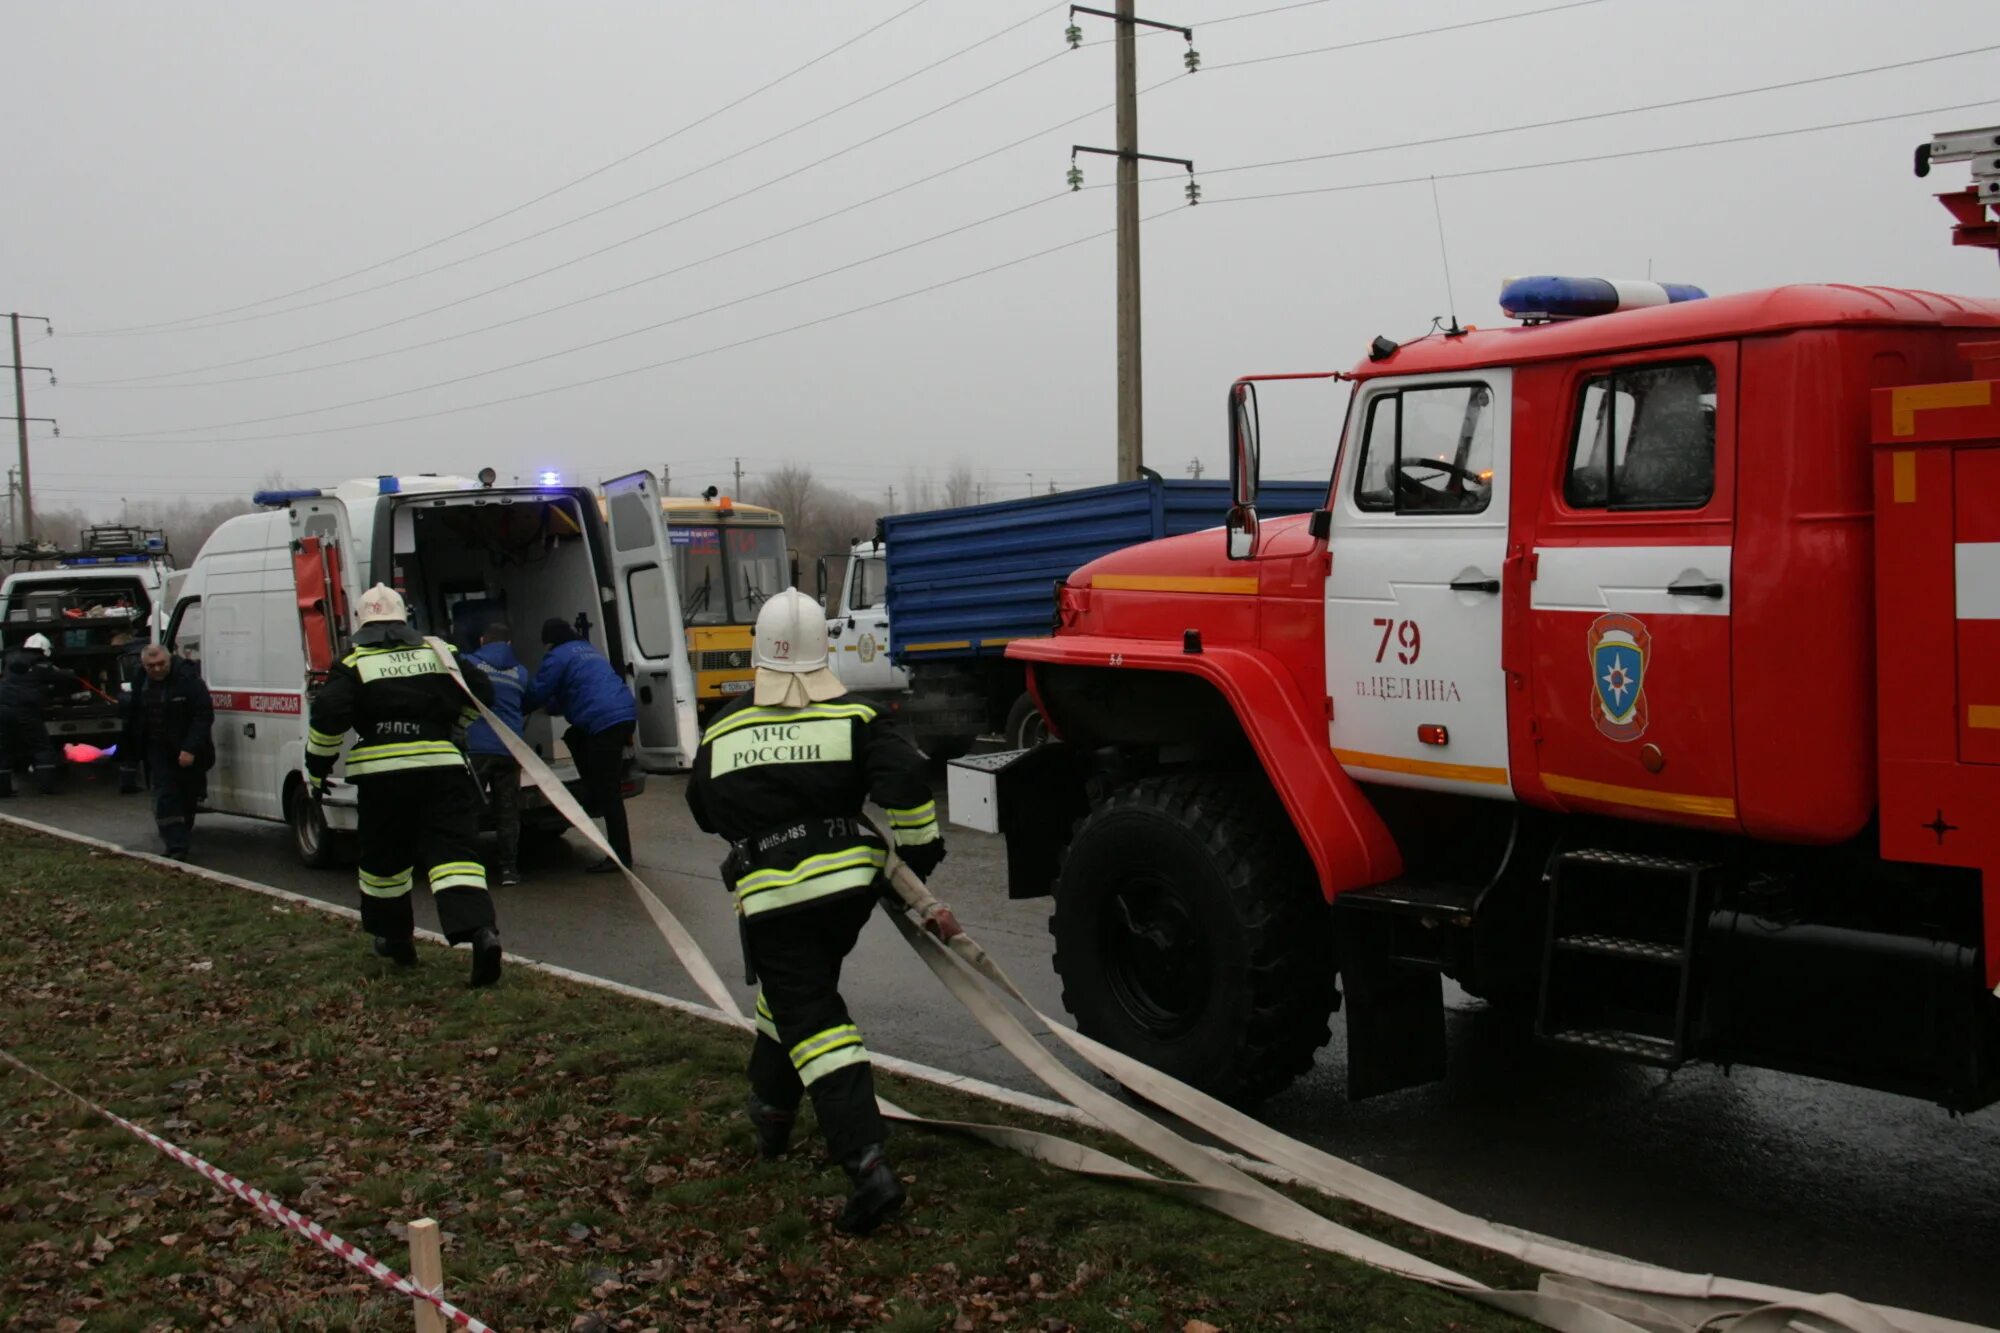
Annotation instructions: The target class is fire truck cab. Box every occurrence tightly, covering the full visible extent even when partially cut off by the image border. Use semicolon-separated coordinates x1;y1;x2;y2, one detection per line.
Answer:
956;278;2000;1111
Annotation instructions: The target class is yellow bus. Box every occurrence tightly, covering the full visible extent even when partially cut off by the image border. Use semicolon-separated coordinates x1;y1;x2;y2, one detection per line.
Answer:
661;495;791;714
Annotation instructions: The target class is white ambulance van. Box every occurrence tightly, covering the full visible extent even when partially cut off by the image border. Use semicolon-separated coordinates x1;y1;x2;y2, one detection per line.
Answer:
167;472;698;866
0;526;176;744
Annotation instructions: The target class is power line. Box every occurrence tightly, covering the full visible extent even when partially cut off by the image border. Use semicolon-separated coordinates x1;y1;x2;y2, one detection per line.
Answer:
1200;42;2000;180
72;88;1125;389
64;96;1998;452
85;189;1088;437
72;41;1994;394
70;0;943;336
1200;0;1614;74
1205;96;2000;207
66;0;1598;351
70;5;1070;340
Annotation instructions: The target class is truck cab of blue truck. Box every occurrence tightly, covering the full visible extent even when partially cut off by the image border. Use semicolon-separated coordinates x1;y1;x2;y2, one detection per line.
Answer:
823;478;1328;756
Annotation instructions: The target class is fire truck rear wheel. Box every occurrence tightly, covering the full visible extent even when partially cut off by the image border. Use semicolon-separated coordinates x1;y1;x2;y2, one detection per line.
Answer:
1003;692;1051;751
1051;774;1335;1106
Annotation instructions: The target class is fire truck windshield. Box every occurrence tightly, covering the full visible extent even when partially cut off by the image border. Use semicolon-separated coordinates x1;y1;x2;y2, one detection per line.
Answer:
676;524;788;626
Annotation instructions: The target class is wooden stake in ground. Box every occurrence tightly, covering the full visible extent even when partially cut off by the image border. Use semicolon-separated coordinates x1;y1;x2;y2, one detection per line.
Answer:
407;1217;445;1333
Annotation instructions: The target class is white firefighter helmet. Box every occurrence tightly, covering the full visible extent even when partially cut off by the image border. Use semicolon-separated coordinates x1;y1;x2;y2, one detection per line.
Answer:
752;588;845;708
22;633;51;654
356;583;409;625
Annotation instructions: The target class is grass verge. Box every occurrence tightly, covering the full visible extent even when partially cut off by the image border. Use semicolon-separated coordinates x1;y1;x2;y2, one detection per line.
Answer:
0;826;1534;1331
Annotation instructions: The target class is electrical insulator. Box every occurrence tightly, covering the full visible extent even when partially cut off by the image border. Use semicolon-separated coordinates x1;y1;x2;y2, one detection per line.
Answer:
1184;44;1201;73
1185;178;1201;206
1068;163;1085;192
1065;22;1083;49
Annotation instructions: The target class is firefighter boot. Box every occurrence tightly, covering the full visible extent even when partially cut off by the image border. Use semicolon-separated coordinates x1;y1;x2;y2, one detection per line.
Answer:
469;926;504;988
372;935;419;968
745;1094;796;1160
835;1144;906;1236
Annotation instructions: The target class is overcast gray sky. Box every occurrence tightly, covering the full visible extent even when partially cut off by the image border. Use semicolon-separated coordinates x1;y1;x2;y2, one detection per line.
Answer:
4;0;1996;514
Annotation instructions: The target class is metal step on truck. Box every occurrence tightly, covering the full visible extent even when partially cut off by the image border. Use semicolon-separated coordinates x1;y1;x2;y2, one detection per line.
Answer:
820;477;1329;758
0;526;174;745
949;128;2000;1112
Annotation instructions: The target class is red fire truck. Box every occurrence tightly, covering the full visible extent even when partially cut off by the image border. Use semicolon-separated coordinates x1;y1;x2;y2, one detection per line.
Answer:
953;129;2000;1109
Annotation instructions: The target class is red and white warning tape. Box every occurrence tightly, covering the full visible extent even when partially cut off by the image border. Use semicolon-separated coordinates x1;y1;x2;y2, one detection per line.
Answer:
0;1046;497;1332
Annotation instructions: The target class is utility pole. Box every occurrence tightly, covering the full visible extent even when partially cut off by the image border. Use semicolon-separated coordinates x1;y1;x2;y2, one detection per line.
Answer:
885;484;896;513
662;463;671;494
6;313;56;541
1067;6;1198;484
1186;457;1204;479
1027;471;1035;496
733;457;743;494
3;467;15;543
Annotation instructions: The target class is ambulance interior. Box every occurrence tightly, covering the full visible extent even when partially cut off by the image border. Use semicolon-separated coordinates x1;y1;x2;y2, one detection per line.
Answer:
389;493;605;767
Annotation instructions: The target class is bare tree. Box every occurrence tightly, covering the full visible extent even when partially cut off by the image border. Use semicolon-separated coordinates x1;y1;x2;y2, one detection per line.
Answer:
942;460;979;509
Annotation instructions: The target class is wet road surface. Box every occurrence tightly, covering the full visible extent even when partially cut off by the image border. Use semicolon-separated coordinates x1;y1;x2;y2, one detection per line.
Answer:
10;766;1997;1324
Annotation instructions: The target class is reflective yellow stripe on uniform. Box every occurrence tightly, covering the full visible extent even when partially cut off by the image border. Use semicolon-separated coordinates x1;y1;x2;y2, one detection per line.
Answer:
735;845;886;918
456;707;479;727
789;1023;868;1085
701;701;879;745
306;726;346;758
344;741;465;776
428;860;488;892
358;866;413;898
754;992;780;1042
884;800;940;847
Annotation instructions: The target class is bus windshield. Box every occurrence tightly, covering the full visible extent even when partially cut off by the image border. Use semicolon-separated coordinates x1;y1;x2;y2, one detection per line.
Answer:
674;523;788;625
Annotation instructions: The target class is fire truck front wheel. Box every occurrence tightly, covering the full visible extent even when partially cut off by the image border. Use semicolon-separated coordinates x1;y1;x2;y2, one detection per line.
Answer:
1052;774;1336;1105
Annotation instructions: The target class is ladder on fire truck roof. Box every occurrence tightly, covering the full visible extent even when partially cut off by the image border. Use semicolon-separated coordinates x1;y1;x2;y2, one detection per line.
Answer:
1915;124;2000;256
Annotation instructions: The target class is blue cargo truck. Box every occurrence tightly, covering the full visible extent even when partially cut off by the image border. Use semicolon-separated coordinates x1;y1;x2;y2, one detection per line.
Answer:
820;477;1327;755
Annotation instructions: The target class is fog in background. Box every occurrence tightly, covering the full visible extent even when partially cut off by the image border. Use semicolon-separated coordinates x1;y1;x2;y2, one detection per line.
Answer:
3;0;1995;547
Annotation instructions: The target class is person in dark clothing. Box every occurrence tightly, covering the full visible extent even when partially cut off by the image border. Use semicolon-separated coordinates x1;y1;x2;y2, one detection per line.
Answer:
0;633;81;797
465;622;530;886
525;617;637;873
686;589;957;1237
119;644;214;859
306;584;502;987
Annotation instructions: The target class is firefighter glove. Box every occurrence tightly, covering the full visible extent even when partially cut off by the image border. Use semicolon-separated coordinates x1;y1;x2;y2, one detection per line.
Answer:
899;841;946;881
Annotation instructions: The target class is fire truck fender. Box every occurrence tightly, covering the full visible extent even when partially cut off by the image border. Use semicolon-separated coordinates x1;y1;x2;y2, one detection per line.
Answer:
1011;635;1403;899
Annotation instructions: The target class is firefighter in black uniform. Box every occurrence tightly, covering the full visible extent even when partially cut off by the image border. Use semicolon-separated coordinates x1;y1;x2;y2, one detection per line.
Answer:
687;588;956;1236
0;633;80;797
305;585;503;987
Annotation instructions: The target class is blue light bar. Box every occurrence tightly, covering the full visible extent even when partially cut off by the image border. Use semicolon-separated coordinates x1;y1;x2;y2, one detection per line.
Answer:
1499;275;1707;322
378;476;402;494
537;470;562;487
253;488;326;507
59;553;149;566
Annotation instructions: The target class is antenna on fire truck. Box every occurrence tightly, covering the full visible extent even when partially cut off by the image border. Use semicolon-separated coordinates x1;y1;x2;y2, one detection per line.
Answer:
1427;176;1465;337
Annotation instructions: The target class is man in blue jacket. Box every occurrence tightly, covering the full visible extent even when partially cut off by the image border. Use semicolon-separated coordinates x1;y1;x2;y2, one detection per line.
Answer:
525;617;638;873
465;622;530;887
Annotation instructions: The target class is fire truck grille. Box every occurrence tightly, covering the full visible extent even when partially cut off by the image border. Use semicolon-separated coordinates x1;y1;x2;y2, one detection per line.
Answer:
698;650;752;671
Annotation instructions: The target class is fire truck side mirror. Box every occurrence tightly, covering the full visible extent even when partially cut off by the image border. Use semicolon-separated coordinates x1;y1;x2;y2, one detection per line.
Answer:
1228;380;1261;511
1226;504;1260;561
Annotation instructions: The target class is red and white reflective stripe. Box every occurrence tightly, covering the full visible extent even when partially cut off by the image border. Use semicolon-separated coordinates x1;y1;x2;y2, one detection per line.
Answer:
0;1046;496;1332
209;690;304;715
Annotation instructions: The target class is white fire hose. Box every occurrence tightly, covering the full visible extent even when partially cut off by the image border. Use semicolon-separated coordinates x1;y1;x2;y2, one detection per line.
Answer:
427;641;1983;1333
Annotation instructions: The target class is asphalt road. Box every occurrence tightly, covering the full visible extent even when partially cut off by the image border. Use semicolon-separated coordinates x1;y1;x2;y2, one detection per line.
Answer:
13;764;1998;1325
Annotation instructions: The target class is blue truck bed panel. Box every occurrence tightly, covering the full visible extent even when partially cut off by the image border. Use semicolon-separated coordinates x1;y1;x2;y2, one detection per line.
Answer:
884;477;1328;661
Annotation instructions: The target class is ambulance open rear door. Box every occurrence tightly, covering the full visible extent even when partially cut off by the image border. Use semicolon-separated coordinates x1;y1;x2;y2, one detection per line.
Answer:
602;471;700;771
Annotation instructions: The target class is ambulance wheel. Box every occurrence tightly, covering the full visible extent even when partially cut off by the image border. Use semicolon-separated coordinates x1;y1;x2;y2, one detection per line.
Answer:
1002;692;1050;751
1052;774;1336;1106
288;783;340;870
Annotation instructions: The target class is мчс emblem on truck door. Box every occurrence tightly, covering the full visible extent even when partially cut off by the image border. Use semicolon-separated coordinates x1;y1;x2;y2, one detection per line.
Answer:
1588;613;1650;742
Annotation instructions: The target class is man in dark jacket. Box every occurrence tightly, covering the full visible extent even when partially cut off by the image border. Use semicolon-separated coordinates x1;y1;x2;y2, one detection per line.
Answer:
0;633;81;797
686;589;954;1237
465;622;530;886
525;617;637;873
120;644;215;859
306;585;502;987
